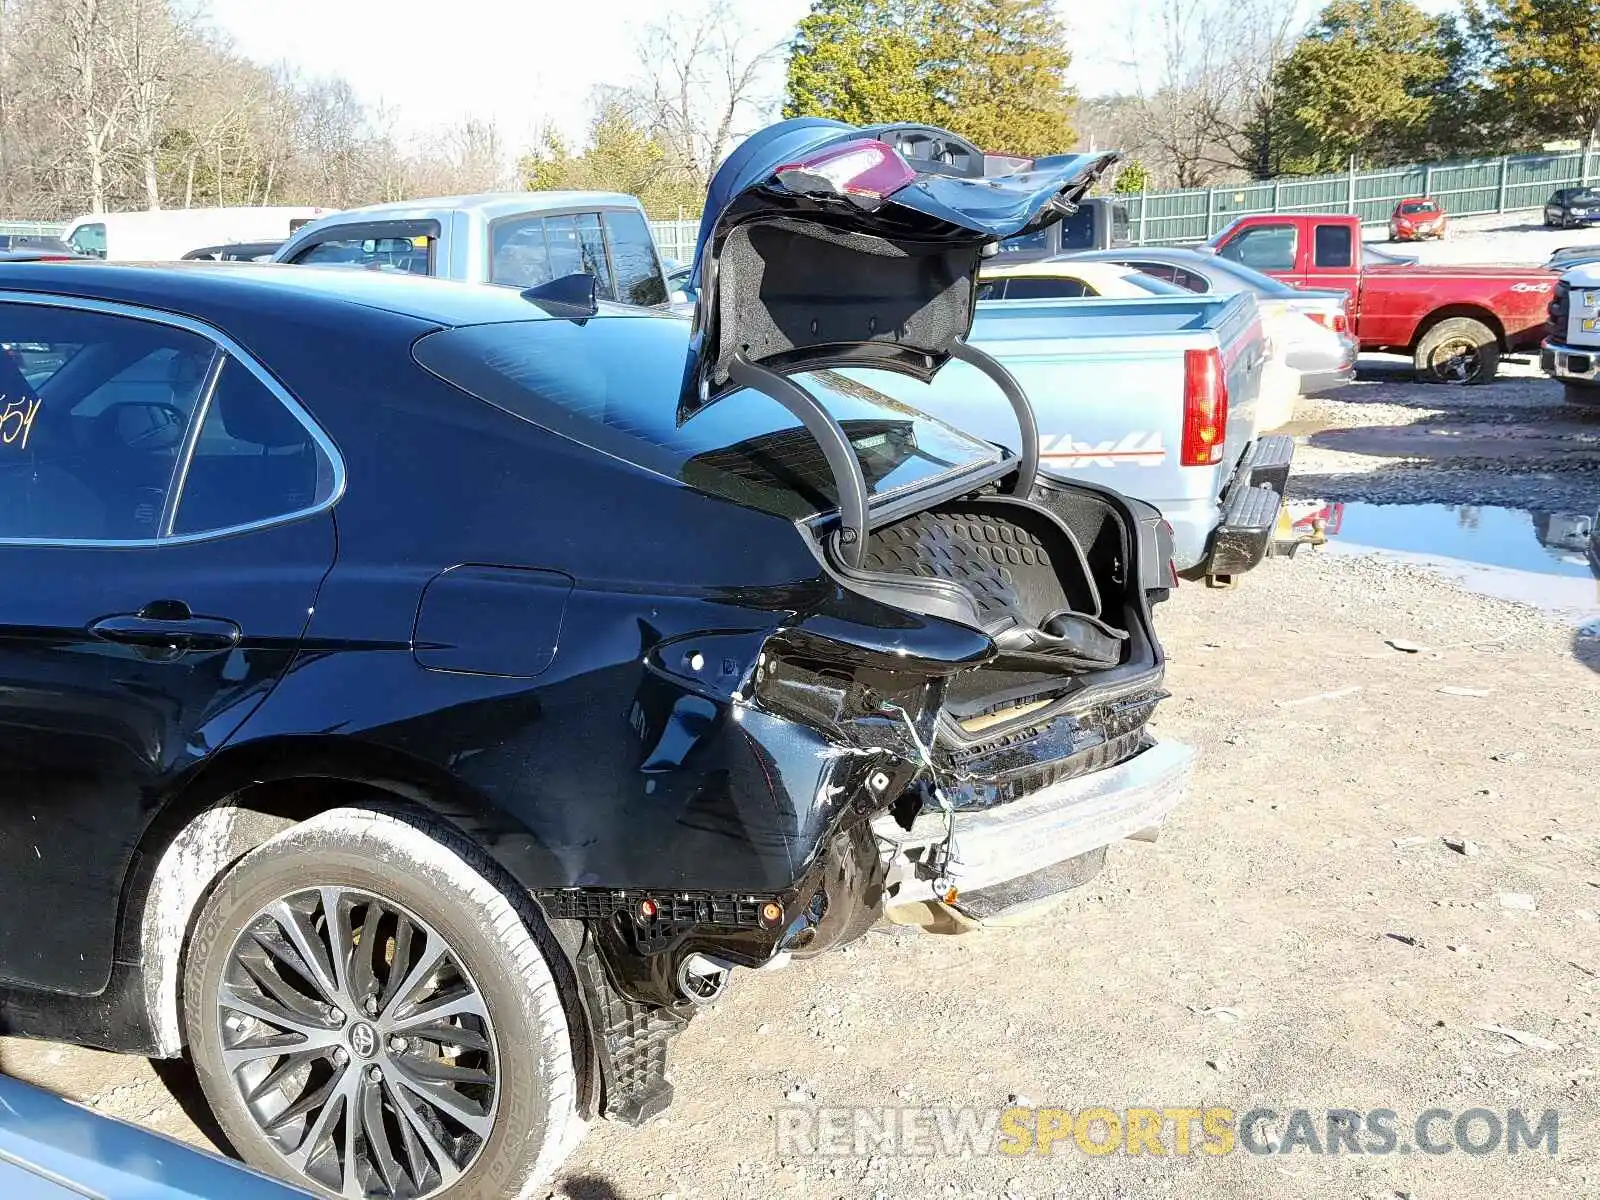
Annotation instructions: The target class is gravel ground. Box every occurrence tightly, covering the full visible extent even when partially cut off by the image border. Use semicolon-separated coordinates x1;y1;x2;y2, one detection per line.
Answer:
3;328;1598;1198
1288;356;1600;514
6;548;1595;1200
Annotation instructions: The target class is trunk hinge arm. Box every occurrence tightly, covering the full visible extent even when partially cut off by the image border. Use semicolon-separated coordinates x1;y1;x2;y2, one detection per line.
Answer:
949;340;1038;498
727;352;871;568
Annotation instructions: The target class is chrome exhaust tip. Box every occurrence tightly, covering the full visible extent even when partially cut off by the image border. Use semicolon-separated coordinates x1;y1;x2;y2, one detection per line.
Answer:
676;953;734;1005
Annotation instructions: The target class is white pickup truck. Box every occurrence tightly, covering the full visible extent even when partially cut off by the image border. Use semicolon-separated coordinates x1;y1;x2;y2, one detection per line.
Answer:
272;191;673;307
1542;262;1600;405
850;291;1297;584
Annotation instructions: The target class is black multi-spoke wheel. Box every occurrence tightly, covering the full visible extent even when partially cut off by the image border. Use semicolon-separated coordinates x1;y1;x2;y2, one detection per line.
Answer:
219;887;497;1197
1414;316;1499;385
185;809;580;1200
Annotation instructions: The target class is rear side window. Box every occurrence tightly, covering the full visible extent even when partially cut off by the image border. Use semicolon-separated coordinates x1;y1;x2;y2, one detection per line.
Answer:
569;214;615;298
1219;224;1297;272
0;303;212;540
0;301;336;543
492;210;666;306
68;223;106;258
10;235;73;253
1003;276;1094;299
996;228;1049;257
1130;261;1178;284
1314;224;1353;268
604;210;667;306
172;358;335;536
490;217;555;288
504;213;616;299
294;233;432;275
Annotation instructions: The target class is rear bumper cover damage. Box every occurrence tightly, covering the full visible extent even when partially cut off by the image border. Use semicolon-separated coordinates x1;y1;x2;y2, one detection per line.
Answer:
874;738;1194;916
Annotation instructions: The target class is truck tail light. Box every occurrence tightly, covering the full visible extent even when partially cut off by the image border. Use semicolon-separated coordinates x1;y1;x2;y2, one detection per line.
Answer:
774;139;917;203
1181;347;1228;467
1307;311;1350;335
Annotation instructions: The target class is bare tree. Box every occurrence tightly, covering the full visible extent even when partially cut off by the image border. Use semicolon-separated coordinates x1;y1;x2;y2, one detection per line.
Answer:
405;117;509;196
50;0;129;212
1217;0;1302;178
0;0;544;217
622;0;783;191
1117;0;1304;187
104;0;201;207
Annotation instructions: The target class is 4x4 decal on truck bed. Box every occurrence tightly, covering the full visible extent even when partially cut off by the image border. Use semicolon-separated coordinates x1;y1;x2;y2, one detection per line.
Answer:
1038;431;1167;467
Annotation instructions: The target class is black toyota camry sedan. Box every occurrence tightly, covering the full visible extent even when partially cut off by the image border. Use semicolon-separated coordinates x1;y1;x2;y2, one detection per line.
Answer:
0;119;1192;1199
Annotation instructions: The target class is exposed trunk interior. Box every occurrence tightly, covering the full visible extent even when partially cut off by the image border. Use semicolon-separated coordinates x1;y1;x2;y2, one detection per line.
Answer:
823;478;1160;746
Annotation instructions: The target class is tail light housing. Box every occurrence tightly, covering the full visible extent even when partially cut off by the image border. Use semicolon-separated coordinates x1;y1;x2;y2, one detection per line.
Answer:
1306;310;1350;335
773;139;917;205
1181;347;1228;466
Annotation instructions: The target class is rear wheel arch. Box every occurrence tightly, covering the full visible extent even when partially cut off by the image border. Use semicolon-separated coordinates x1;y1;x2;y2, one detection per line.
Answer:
1409;304;1507;352
129;754;593;1114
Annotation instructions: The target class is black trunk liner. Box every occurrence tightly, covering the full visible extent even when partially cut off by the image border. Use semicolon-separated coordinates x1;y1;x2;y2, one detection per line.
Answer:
861;504;1097;627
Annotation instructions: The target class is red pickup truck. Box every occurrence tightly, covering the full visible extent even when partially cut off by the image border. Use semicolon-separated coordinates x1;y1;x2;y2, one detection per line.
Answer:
1206;213;1556;383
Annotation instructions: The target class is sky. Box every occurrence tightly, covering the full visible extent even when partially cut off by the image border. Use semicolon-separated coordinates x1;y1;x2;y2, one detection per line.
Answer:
208;0;1459;152
207;0;1168;147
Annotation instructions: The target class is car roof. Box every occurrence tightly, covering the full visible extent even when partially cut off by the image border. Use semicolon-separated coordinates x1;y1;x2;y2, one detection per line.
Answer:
0;259;663;328
303;191;647;226
1067;246;1215;265
981;259;1135;280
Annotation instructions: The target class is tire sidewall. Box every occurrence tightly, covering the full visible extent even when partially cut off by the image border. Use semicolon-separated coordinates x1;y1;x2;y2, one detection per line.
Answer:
1416;319;1499;385
184;811;570;1200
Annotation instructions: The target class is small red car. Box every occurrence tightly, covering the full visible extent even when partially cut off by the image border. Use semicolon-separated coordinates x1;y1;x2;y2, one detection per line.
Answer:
1390;196;1447;242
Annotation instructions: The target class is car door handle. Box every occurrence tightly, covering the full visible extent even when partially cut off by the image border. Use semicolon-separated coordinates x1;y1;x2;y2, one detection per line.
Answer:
89;609;242;652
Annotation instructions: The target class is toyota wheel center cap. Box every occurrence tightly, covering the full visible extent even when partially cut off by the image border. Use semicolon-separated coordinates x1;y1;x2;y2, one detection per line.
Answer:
348;1021;379;1059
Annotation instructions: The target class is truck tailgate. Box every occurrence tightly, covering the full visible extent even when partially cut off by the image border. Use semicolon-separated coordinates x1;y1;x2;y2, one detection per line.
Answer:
843;293;1264;501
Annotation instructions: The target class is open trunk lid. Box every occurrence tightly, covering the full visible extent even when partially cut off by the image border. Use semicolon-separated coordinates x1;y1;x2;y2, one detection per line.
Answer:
672;122;1182;914
681;118;1116;414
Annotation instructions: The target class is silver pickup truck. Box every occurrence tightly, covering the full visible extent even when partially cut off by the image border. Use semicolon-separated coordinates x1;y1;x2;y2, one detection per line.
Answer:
272;191;672;306
854;292;1294;583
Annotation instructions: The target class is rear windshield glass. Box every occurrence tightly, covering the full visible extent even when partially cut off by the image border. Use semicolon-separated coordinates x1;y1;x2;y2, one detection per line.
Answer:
413;315;999;520
1193;254;1300;297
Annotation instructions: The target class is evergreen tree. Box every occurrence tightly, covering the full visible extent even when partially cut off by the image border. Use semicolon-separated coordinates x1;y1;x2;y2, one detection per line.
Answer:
1270;0;1451;173
938;0;1076;156
1471;0;1600;151
783;0;948;126
784;0;1077;156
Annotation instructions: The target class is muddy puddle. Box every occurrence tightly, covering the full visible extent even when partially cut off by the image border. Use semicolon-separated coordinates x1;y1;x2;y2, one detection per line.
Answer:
1292;500;1600;632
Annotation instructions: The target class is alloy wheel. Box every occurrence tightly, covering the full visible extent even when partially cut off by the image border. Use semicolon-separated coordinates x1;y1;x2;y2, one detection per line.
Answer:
1430;338;1481;384
216;886;499;1199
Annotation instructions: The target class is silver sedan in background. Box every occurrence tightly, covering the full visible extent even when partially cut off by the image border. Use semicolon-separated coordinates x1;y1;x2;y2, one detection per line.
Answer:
1064;246;1358;430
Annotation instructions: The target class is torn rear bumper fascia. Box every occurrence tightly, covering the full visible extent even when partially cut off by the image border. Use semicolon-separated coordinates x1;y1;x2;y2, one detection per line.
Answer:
873;738;1195;912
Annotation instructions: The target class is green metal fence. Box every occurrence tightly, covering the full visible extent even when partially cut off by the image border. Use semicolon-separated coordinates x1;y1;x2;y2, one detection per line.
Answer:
1124;149;1600;245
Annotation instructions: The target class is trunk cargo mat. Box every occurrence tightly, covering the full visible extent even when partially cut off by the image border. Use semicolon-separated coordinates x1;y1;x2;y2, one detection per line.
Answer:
860;502;1126;669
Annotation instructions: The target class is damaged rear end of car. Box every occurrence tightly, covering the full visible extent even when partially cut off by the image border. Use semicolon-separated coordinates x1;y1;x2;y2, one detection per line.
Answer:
462;120;1195;1125
678;118;1193;918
